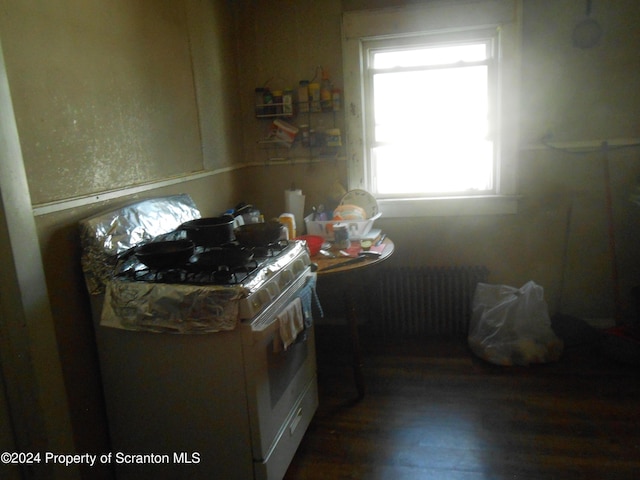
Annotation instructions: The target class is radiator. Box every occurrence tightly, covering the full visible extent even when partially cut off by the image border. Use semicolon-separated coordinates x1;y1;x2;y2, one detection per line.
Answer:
368;266;489;337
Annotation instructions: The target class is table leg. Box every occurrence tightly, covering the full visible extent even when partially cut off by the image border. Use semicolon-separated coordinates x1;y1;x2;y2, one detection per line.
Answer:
345;290;365;400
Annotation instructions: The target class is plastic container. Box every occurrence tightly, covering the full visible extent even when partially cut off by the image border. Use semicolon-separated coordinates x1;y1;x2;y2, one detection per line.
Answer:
304;213;381;240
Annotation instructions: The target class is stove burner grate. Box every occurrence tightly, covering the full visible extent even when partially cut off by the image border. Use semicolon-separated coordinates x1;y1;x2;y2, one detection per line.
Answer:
122;261;258;285
115;240;293;286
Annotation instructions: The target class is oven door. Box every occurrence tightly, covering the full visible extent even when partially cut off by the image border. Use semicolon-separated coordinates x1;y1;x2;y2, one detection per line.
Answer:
240;270;318;479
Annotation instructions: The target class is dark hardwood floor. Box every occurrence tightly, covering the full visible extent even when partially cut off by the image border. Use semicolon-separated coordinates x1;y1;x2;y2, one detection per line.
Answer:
285;325;640;480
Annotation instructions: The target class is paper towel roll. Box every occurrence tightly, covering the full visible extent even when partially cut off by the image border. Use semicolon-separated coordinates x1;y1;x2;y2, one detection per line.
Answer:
284;189;305;234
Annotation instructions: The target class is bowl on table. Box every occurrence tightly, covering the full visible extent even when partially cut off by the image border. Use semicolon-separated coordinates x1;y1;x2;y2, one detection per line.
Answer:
295;235;324;256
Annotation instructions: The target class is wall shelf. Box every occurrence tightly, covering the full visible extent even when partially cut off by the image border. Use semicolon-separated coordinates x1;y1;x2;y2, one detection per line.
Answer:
254;88;344;162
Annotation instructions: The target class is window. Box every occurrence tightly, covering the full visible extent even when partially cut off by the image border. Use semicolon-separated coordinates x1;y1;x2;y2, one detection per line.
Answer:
343;1;521;216
367;33;495;195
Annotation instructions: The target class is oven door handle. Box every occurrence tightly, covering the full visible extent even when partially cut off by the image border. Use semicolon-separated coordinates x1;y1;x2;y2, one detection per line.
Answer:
253;302;307;343
253;315;309;356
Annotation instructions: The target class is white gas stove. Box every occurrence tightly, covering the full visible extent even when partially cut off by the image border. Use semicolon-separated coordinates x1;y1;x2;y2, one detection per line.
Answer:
80;195;320;479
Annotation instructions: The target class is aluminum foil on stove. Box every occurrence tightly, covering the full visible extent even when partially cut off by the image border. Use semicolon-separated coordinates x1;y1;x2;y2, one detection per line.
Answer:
101;279;247;334
79;194;201;295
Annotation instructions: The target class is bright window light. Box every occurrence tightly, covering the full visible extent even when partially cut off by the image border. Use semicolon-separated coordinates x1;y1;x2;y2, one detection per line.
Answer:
367;42;495;196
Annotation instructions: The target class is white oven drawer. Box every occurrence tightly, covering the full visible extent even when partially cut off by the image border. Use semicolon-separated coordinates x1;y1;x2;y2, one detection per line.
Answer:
253;375;318;480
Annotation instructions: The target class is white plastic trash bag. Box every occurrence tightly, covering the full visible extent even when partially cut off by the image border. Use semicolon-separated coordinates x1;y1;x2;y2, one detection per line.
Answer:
468;281;563;366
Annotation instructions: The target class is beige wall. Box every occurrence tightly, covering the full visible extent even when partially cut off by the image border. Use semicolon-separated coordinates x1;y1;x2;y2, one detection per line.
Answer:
0;0;639;472
2;0;243;203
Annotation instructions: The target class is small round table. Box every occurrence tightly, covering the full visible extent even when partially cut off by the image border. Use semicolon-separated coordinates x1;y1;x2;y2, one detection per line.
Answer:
314;238;395;401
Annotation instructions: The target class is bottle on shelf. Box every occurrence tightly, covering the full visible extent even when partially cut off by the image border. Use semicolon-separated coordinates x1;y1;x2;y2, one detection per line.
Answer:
308;82;321;112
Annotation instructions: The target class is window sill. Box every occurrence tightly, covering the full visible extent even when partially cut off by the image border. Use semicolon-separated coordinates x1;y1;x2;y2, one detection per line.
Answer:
378;195;520;218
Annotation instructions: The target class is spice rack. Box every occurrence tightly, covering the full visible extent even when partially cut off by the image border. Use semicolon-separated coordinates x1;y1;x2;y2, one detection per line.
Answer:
254;68;344;162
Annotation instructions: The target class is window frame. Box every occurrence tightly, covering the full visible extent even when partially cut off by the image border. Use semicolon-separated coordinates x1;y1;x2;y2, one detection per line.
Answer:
342;0;522;217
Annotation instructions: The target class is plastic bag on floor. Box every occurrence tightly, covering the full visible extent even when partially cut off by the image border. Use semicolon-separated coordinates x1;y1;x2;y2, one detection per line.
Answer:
468;281;563;366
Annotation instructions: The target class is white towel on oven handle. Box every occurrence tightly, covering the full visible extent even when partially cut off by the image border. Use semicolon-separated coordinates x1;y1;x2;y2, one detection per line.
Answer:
274;297;304;353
